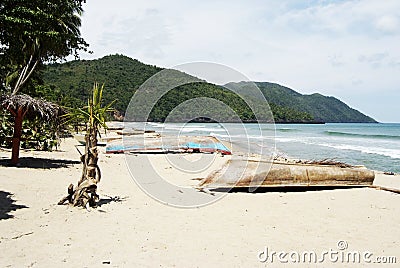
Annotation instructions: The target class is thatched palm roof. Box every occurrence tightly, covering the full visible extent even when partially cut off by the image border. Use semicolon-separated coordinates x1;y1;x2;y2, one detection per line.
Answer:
0;94;65;120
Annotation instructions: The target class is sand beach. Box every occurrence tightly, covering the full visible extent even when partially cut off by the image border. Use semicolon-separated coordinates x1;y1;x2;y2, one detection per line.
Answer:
2;1;400;267
0;136;399;267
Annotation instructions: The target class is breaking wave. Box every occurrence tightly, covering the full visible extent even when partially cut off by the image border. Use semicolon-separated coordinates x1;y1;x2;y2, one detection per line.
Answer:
324;131;400;140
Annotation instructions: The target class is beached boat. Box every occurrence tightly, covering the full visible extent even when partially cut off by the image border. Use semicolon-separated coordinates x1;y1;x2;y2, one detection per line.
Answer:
199;158;375;188
106;135;231;155
115;129;145;136
107;133;374;188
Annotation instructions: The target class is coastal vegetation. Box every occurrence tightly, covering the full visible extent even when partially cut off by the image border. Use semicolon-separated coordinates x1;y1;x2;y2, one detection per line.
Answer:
0;0;89;163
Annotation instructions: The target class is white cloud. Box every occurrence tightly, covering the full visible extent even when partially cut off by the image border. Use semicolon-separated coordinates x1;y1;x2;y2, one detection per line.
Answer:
77;0;400;122
375;15;399;33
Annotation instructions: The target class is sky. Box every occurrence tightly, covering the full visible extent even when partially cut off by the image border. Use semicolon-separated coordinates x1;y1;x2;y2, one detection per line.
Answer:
78;0;400;122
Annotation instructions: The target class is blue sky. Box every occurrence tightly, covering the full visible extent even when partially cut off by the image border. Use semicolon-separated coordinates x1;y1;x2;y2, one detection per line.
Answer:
78;0;400;122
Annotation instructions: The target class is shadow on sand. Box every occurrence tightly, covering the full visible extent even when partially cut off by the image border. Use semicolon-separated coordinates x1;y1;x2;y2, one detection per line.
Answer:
211;185;366;194
0;191;28;220
0;157;80;169
97;196;128;207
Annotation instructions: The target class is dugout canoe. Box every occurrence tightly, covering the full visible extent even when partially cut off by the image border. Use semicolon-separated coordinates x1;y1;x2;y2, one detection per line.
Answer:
199;158;375;188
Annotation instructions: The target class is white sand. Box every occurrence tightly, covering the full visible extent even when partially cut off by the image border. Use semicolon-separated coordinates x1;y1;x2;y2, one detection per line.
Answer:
0;138;399;267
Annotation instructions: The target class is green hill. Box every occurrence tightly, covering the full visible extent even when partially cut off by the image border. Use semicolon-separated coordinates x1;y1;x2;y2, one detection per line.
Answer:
41;54;162;111
228;81;376;123
41;54;376;123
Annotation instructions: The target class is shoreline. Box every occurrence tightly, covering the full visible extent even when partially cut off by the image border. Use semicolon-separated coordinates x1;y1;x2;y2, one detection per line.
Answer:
0;137;399;266
119;121;400;173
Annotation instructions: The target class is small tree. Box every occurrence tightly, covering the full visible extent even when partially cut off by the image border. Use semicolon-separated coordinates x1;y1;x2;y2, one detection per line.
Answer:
0;0;89;164
59;83;115;209
0;0;89;93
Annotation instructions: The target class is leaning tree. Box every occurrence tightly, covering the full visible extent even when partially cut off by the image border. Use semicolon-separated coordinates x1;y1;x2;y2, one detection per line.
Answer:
0;0;89;164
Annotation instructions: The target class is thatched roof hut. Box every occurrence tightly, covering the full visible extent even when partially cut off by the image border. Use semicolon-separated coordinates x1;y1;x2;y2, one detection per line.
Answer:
0;93;65;120
0;93;66;164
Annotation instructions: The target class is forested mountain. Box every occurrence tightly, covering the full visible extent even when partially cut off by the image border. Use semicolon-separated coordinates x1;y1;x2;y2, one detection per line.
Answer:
42;54;376;123
228;82;376;123
41;54;162;111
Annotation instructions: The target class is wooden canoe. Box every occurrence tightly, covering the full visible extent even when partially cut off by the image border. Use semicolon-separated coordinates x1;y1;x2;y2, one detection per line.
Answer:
199;159;375;188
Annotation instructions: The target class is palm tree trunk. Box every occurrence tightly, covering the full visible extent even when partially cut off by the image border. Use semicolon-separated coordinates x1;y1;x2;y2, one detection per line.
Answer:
86;126;98;178
78;126;99;184
11;108;24;165
59;125;101;208
58;82;110;209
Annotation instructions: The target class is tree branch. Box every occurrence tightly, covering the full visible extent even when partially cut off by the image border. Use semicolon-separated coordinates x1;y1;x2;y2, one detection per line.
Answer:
12;64;29;95
12;54;39;95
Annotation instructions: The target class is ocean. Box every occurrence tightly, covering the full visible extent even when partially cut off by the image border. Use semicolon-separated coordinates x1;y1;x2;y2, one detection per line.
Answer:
125;122;400;173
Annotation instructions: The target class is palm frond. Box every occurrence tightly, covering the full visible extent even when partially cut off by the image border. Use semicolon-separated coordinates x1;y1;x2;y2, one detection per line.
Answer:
63;83;116;131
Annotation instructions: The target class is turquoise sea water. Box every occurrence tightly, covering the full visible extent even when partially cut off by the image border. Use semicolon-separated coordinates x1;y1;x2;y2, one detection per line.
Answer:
126;122;400;173
271;123;400;173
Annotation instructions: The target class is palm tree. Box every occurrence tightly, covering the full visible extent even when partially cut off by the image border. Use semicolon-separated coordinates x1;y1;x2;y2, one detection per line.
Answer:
58;83;115;209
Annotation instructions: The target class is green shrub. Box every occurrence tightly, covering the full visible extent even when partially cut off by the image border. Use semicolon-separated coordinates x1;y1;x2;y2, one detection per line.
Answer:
0;110;60;151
